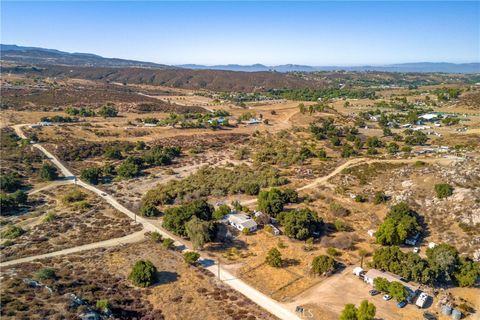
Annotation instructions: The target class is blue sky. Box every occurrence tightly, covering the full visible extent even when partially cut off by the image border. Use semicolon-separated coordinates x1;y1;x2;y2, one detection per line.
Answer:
1;1;479;65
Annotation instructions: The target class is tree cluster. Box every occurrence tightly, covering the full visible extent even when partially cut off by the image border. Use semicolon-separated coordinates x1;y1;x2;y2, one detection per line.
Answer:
375;202;422;245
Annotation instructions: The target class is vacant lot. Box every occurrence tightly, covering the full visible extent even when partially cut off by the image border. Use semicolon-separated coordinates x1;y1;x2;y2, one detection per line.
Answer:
0;185;142;261
0;241;278;320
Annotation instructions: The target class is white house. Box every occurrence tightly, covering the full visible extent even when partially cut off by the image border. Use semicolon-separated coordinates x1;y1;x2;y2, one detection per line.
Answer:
227;213;258;232
419;113;439;121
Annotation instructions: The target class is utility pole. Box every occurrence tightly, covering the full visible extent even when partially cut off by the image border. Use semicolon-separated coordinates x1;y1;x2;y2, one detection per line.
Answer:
218;261;220;280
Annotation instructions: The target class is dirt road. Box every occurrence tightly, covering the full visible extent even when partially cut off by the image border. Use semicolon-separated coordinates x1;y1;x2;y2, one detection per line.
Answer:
6;123;301;320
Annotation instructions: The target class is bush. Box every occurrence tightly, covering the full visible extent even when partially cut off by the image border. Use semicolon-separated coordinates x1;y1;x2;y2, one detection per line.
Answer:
149;231;162;243
330;202;349;217
128;260;157;287
38;163;58;181
0;173;22;193
43;212;57;223
140;203;160;217
184;251;201;265
373;191;387;204
327;247;338;257
1;225;25;239
265;248;282;268
98;105;118;117
312;255;335;275
96;299;111;311
162;238;174;249
62;189;86;203
434;183;454;199
35;268;56;281
334;219;348;232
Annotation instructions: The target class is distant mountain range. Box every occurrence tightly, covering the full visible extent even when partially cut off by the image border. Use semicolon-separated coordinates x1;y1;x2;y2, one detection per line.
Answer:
178;62;480;73
1;44;479;73
0;44;172;69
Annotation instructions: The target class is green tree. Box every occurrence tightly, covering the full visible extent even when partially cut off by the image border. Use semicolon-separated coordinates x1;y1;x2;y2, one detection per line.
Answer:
375;202;421;245
117;157;141;179
454;257;480;287
140;202;160;217
257;188;285;216
387;142;400;154
163;199;213;237
340;304;358;320
357;300;376;320
373;191;387;205
434;183;454;199
183;251;201;264
265;247;282;268
80;167;103;184
277;208;323;240
312;255;335;275
373;277;390;292
426;243;459;283
388;281;408;302
104;148;123;160
39;163;58;181
98;105;118;117
162;238;174;249
128;260;157;287
213;204;231;220
185;216;214;249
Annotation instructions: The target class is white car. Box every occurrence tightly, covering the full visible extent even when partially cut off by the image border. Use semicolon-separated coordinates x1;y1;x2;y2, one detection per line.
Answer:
383;294;392;301
416;292;429;308
101;192;107;196
413;247;420;253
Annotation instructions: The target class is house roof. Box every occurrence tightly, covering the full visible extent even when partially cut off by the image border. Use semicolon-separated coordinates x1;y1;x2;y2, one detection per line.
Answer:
364;269;420;293
227;214;257;228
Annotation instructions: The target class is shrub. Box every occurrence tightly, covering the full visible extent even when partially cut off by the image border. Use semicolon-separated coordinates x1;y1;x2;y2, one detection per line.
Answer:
373;191;387;205
140;203;160;217
330;202;349;217
184;251;201;265
96;299;111;311
1;225;25;239
213;204;231;220
43;212;57;223
162;238;174;249
62;189;86;203
265;248;282;268
312;255;335;275
149;231;162;243
128;260;157;287
327;247;338;257
334;219;348;232
434;183;454;199
35;268;56;280
38;163;58;181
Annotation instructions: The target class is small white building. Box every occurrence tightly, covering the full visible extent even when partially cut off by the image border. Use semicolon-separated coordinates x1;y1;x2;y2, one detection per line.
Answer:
227;213;258;232
353;266;364;276
244;118;262;125
419;113;439;121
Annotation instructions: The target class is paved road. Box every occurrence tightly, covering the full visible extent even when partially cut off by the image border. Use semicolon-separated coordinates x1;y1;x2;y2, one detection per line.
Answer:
8;124;301;320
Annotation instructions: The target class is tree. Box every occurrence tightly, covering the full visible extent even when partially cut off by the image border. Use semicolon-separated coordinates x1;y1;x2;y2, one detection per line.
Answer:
375;202;421;245
128;260;157;287
98;105;118;117
341;144;355;158
454;257;480;287
373;277;390;292
213;204;231;220
104;148;123;160
140;203;160;217
388;281;408;302
311;255;335;275
80;167;102;184
340;304;358;320
387;142;400;154
0;173;22;192
426;243;459;284
277;208;323;240
257;188;285;216
163;199;213;237
117;157;141;179
265;248;282;268
162;238;174;249
39;163;58;181
183;251;200;264
434;183;454;199
185;216;214;249
357;300;376;320
282;188;299;203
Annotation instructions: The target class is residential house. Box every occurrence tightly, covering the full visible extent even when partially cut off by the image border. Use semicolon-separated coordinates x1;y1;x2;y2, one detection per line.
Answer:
227;213;258;232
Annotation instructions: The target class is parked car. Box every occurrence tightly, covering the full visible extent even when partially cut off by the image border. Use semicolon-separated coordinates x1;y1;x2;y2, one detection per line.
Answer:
383;294;392;301
397;300;407;308
369;290;380;296
416;292;429;308
101;192;107;196
423;312;437;320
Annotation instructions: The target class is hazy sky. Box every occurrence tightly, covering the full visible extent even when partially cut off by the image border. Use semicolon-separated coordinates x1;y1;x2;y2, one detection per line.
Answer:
2;1;479;65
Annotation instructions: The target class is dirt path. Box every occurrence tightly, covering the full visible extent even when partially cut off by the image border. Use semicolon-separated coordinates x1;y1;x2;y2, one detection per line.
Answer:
6;123;302;320
0;230;145;267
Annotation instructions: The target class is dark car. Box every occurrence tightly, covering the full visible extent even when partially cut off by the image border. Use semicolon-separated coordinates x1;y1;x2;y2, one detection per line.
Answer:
397;300;407;308
423;312;437;320
369;290;380;296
